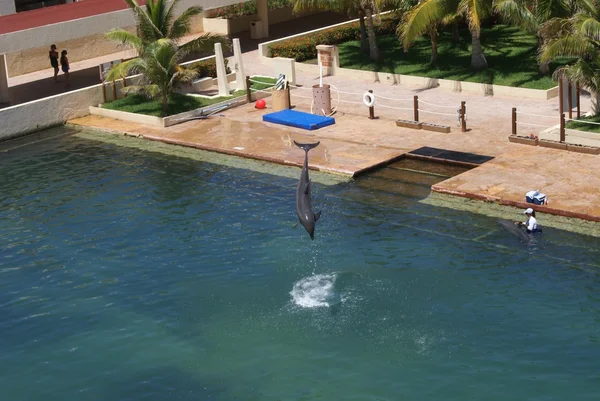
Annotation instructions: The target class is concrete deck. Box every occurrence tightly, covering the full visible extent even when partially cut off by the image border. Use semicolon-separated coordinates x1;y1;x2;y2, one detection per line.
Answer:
68;77;600;223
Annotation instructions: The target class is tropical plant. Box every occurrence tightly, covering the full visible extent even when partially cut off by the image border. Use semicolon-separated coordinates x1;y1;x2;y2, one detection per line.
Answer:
105;0;227;57
539;1;600;114
106;39;200;113
104;0;229;113
494;0;583;73
399;0;493;69
291;0;395;61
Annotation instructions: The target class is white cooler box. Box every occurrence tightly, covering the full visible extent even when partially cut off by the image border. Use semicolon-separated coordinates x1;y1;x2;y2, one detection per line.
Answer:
526;190;547;205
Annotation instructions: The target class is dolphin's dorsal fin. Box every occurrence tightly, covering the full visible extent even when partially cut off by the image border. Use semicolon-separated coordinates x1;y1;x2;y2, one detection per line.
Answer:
314;211;321;221
304;182;310;194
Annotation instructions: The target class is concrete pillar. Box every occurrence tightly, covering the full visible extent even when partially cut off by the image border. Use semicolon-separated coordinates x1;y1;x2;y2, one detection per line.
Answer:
0;53;9;105
214;42;230;97
0;0;16;15
232;38;246;91
256;0;269;38
316;45;339;76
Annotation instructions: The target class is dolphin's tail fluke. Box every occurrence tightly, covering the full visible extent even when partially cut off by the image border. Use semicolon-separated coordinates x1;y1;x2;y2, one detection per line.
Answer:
293;140;320;153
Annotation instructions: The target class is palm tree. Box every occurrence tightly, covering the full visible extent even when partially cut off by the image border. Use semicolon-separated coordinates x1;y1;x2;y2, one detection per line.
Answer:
290;0;365;54
291;0;393;61
494;0;582;74
399;0;492;69
106;39;200;113
539;2;600;114
399;1;457;64
103;0;229;114
105;0;227;58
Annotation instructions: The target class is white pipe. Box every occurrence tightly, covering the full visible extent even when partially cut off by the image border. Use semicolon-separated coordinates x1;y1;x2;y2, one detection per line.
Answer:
318;57;323;87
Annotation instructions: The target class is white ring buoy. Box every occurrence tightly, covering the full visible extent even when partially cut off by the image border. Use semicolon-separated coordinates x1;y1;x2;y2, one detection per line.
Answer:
363;92;375;107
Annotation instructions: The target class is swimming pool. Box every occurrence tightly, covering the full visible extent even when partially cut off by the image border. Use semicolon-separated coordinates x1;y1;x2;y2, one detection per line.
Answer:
1;128;599;401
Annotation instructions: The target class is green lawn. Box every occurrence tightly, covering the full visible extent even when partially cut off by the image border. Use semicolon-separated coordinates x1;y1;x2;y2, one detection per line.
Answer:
102;76;277;117
334;25;573;90
566;114;600;134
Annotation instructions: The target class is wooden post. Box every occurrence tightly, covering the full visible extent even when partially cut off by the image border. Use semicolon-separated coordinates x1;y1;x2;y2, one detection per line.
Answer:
460;101;466;132
245;76;252;103
512;107;517;136
112;80;117;101
560;113;566;143
576;83;581;119
567;81;573;120
413;95;419;122
286;81;291;108
368;89;375;120
558;78;564;117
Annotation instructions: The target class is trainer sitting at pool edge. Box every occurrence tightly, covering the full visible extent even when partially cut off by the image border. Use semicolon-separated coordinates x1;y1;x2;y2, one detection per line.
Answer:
515;208;541;233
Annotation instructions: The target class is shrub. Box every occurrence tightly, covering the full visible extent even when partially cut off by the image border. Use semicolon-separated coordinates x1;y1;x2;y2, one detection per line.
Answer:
185;57;232;78
268;17;398;61
211;0;292;19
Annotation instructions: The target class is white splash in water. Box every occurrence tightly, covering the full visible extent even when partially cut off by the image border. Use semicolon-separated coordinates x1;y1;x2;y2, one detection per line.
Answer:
290;274;337;308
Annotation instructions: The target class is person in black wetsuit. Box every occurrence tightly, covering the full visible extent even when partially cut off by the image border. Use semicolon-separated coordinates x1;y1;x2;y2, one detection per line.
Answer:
49;45;59;82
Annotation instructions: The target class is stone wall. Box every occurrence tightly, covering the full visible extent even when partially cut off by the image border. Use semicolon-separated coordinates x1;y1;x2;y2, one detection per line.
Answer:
0;84;103;141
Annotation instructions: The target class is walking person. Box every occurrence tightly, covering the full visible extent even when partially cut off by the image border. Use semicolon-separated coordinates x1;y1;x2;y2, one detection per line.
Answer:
60;50;70;88
49;45;59;82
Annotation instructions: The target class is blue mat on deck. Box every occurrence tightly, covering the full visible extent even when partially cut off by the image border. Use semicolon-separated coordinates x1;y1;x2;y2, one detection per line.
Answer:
262;109;335;130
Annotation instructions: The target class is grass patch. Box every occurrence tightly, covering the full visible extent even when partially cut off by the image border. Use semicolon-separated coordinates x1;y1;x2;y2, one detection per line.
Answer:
335;25;573;90
566;114;600;134
102;76;277;117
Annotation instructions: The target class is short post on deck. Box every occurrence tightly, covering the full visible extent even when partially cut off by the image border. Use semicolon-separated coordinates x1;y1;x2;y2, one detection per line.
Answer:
576;83;581;119
413;95;419;122
460;101;467;132
512;107;517;136
245;76;252;103
368;89;375;120
568;83;573;120
560;113;566;143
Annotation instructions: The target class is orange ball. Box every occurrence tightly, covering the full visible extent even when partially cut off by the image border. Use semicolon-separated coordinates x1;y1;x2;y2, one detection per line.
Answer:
255;99;266;109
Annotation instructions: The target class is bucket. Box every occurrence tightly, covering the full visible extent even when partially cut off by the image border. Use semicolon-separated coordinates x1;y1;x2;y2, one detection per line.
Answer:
312;84;332;116
271;87;290;111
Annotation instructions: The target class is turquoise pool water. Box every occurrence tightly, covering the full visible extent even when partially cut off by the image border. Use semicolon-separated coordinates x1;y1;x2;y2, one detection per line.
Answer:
1;130;599;401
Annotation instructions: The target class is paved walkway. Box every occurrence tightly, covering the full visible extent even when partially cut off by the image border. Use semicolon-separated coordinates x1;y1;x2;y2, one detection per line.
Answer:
68;64;600;223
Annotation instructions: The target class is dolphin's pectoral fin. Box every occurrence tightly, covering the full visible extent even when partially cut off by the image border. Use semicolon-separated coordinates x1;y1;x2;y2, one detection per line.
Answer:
304;182;310;195
314;211;321;222
292;222;300;229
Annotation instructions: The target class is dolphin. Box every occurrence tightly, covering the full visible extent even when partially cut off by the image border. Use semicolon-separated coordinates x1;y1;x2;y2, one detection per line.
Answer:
498;219;534;243
294;140;322;240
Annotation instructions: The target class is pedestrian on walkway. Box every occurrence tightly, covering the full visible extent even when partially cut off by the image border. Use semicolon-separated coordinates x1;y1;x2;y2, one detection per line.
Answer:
49;45;59;82
60;50;70;88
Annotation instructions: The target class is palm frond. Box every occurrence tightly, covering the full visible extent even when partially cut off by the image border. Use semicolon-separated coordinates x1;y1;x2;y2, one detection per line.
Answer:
178;33;230;60
538;17;571;40
539;35;596;62
553;58;599;92
104;29;143;50
494;0;538;32
574;15;600;41
398;0;452;50
169;6;204;40
105;58;145;82
535;0;570;22
458;0;491;34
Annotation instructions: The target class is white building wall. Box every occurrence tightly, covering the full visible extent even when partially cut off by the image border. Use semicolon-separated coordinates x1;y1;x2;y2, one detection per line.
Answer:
0;0;16;16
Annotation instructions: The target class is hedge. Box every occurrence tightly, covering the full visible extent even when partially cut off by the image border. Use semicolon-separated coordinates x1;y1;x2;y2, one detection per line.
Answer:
268;18;399;62
185;58;232;78
211;0;292;19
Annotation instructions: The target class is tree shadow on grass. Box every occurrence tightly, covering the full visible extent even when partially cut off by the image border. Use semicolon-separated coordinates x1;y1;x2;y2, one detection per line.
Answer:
338;25;561;89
